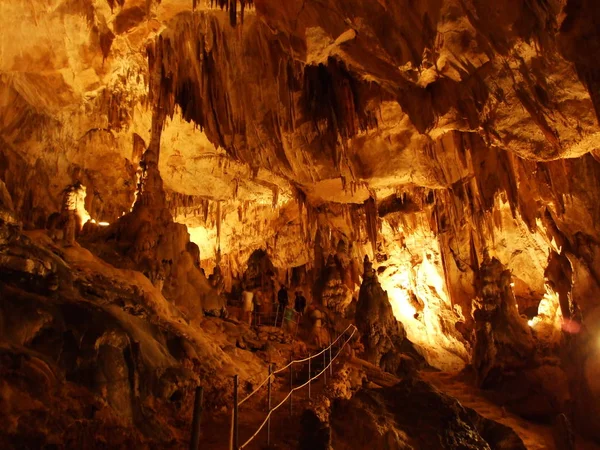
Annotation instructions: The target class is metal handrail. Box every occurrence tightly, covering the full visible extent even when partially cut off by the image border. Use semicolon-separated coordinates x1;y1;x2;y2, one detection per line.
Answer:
237;374;272;407
286;323;355;365
231;324;357;449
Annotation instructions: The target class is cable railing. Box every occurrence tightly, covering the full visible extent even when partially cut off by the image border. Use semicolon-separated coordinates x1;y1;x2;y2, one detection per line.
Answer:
229;323;357;450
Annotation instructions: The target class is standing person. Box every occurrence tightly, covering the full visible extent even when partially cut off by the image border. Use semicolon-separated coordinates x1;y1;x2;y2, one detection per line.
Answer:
253;290;263;326
309;304;324;348
241;286;254;326
294;290;307;315
277;285;289;311
283;306;296;334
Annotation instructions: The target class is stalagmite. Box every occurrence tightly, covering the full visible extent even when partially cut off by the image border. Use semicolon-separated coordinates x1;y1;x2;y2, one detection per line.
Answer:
472;253;534;387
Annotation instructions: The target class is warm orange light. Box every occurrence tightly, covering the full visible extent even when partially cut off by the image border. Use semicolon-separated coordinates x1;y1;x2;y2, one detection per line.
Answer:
377;220;469;371
528;283;563;343
71;184;91;229
388;286;416;319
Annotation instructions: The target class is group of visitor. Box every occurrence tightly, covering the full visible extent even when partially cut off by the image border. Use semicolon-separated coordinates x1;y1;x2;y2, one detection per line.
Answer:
238;283;329;348
276;285;307;315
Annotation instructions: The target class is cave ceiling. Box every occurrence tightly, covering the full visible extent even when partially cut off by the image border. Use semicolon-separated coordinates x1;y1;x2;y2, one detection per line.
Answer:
2;0;600;295
2;0;599;218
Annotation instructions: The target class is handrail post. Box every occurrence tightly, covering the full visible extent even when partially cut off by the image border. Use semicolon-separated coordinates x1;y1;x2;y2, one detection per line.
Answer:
267;364;272;446
308;356;311;399
293;312;299;339
233;375;239;450
274;304;280;328
190;386;204;450
329;339;333;376
323;350;327;384
289;353;293;416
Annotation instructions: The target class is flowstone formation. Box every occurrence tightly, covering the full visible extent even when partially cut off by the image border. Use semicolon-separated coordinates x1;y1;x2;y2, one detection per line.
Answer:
469;252;576;424
320;240;359;316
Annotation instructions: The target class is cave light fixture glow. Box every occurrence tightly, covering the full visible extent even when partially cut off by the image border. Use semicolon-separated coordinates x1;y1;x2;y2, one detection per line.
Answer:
381;269;416;321
88;219;110;226
527;283;562;332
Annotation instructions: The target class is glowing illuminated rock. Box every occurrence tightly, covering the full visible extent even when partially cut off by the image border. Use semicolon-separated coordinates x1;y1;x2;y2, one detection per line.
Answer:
355;256;405;366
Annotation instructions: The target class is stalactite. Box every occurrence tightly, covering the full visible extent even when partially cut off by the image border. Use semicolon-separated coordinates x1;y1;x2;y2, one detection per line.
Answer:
107;0;125;13
209;0;254;27
350;206;362;243
233;178;239;200
202;199;209;223
364;197;378;256
307;203;318;243
272;186;279;209
216;200;222;251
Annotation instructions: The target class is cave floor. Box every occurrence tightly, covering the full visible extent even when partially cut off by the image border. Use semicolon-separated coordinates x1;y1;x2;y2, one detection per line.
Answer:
421;371;600;450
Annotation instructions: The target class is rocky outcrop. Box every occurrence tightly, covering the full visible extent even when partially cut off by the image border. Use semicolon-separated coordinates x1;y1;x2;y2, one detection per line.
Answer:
331;378;527;450
355;256;406;368
0;218;268;448
82;147;226;319
299;362;526;450
472;253;535;387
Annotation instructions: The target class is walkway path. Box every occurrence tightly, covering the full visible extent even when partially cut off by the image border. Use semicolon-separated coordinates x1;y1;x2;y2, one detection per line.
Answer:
198;348;347;450
198;347;600;449
236;349;345;450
